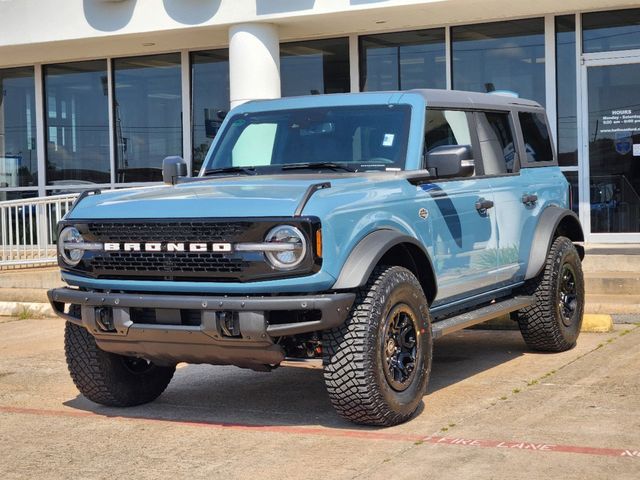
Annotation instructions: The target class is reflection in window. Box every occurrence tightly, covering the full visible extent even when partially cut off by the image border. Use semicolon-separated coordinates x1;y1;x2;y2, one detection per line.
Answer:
113;54;182;183
232;123;277;166
587;63;640;233
44;61;110;185
0;67;37;189
280;38;350;97
583;8;640;53
360;29;446;91
452;19;545;105
563;171;579;214
0;190;38;202
556;15;578;167
191;50;229;175
424;109;471;153
519;112;553;163
206;106;410;171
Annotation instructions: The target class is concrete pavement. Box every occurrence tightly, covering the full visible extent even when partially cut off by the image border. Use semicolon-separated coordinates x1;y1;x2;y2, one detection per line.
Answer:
0;317;638;479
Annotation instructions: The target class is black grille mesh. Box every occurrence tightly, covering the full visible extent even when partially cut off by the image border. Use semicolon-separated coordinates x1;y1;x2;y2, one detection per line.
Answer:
91;251;247;274
84;221;252;243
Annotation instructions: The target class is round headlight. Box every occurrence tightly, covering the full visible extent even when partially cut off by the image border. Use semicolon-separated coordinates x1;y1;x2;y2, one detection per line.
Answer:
58;226;84;267
264;225;307;270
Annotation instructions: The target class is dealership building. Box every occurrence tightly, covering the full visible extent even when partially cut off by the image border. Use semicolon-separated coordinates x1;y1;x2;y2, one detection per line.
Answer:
1;0;640;243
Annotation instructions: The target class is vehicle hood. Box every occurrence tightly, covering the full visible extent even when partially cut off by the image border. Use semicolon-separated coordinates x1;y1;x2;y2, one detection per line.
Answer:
66;173;404;219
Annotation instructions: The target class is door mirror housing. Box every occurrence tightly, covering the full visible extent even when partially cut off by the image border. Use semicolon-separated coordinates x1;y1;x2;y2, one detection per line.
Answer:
425;145;474;178
162;156;187;185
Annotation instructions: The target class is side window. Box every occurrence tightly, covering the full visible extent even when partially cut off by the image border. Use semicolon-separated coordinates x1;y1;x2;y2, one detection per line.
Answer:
475;111;517;174
231;123;277;166
519;111;554;163
424;109;471;152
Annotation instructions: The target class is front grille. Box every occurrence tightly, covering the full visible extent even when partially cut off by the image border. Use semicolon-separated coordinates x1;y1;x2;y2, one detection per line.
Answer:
64;218;321;282
91;251;247;274
84;221;253;243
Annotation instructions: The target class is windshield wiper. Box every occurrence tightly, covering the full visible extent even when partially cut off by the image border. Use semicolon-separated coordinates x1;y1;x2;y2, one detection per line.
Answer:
281;162;355;172
203;166;257;176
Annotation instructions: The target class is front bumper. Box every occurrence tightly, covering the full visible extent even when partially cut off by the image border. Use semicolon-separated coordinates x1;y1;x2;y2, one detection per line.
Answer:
48;287;355;368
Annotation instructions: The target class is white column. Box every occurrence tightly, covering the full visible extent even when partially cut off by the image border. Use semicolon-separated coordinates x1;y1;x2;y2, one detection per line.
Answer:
544;15;557;145
229;23;280;109
180;50;192;174
349;34;360;93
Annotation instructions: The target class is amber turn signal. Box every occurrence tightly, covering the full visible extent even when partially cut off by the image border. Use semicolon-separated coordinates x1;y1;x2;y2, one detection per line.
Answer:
315;229;322;258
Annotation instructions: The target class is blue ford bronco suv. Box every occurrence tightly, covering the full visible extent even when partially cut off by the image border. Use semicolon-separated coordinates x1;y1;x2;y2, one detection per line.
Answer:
49;90;585;426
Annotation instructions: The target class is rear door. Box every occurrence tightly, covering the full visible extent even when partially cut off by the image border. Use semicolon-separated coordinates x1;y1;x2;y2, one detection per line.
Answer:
421;109;500;305
475;109;555;286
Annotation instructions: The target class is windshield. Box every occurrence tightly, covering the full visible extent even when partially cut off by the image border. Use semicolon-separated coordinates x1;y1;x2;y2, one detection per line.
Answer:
202;105;411;174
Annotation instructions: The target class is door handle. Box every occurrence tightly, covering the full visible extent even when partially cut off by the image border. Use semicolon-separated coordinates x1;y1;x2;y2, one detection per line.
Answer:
475;198;494;213
522;193;538;206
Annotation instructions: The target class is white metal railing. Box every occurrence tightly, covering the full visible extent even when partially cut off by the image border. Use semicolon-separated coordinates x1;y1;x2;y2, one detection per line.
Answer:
0;193;79;269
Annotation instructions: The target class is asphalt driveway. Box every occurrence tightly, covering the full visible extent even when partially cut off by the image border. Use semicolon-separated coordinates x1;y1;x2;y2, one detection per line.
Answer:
0;317;638;479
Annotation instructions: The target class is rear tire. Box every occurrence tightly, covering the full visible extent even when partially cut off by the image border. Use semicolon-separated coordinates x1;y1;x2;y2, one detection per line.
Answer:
323;266;432;426
515;236;584;352
65;305;175;407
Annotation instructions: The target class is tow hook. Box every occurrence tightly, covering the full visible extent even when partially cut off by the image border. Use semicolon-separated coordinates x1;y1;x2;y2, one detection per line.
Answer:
95;307;116;333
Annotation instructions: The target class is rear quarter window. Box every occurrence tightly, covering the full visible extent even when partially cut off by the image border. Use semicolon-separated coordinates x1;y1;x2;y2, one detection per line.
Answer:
519;111;554;163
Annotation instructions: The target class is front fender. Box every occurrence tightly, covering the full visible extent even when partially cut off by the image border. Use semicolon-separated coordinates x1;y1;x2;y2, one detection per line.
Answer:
332;229;437;301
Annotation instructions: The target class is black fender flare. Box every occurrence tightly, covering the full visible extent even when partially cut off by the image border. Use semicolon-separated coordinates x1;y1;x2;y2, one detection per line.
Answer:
525;206;584;280
332;229;438;303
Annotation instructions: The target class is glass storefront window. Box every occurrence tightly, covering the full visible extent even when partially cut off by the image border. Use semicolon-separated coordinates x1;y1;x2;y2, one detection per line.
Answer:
191;49;229;175
583;9;640;53
556;16;578;167
44;61;110;186
359;29;446;91
587;62;640;234
0;67;37;189
452;19;546;106
113;53;182;183
0;190;38;202
280;38;350;97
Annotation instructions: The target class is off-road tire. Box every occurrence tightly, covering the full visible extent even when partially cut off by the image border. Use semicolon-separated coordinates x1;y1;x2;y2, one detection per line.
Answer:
515;236;584;352
323;266;432;426
64;305;175;407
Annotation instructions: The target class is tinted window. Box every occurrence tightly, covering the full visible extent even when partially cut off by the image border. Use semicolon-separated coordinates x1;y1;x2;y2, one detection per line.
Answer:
191;49;230;175
583;9;640;53
424;109;471;153
0;67;38;189
280;38;350;97
476;112;516;174
113;53;182;183
44;60;110;185
452;19;545;105
205;105;411;172
360;29;446;91
519;112;553;163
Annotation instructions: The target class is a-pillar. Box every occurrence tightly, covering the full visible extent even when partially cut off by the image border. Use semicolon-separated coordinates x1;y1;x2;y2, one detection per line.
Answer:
228;23;280;109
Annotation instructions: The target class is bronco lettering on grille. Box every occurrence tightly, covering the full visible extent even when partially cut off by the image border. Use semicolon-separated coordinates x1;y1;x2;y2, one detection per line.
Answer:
103;242;232;252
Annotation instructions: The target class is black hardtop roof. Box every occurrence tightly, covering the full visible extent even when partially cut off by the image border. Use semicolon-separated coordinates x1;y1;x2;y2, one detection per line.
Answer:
407;88;543;111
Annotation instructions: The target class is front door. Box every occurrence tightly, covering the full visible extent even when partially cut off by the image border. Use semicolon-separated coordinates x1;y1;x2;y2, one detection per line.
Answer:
582;56;640;242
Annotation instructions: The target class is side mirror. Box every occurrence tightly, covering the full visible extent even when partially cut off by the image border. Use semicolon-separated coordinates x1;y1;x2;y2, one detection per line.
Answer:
425;145;474;178
162;156;187;185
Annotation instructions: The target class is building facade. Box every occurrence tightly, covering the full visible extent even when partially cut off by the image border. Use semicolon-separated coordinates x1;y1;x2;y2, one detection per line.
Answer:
1;0;640;243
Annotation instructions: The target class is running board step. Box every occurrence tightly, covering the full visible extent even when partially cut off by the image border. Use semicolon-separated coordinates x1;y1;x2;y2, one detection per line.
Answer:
431;296;535;339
